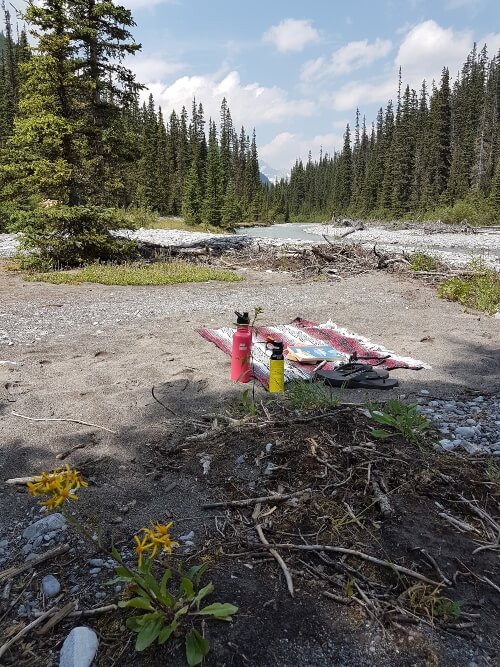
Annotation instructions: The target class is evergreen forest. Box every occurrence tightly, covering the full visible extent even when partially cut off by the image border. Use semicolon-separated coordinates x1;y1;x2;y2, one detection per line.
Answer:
278;47;500;225
0;0;498;270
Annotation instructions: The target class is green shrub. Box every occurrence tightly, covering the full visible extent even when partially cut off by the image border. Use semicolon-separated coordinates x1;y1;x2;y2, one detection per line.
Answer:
425;195;499;227
437;267;499;314
409;252;439;272
15;205;138;269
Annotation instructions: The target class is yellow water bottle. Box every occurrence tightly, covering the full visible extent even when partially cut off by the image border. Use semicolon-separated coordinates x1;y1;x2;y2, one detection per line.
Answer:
267;340;285;393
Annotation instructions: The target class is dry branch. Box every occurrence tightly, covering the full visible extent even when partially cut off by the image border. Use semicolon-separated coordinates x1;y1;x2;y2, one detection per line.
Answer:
0;606;57;658
202;489;311;509
0;545;70;583
265;543;442;586
11;411;116;434
253;504;294;597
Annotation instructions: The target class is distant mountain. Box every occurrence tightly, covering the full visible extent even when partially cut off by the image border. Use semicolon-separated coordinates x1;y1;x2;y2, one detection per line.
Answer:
259;160;289;185
260;172;271;185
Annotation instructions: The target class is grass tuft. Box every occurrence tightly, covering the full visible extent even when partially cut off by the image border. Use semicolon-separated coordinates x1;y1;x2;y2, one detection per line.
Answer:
23;261;243;286
437;266;499;314
409;252;439;272
286;380;342;411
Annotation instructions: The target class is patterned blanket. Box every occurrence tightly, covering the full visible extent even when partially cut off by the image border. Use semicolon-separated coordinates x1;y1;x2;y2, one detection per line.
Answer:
197;317;430;389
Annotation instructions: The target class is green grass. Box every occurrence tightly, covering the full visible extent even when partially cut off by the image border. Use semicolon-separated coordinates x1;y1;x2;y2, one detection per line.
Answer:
409;252;440;272
24;261;243;286
437;266;499;314
285;380;342;411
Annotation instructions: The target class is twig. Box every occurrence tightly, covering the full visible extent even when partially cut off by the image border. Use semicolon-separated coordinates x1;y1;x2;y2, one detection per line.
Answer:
34;603;118;619
202;489;311;509
37;601;77;635
5;476;36;485
263;543;442;586
0;606;56;658
438;512;481;535
253;504;294;597
151;386;177;416
0;544;70;583
412;548;452;586
322;590;353;605
56;443;86;460
11;411;116;434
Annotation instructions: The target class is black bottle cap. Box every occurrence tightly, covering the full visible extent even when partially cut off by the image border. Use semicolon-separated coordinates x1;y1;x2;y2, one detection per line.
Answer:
235;311;250;325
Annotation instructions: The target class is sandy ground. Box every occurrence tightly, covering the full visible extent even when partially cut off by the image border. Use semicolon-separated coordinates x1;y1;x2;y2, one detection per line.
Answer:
0;265;498;666
1;265;498;521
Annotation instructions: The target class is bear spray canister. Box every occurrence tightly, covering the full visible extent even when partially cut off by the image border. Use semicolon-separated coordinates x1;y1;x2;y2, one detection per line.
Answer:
267;339;285;393
231;311;252;382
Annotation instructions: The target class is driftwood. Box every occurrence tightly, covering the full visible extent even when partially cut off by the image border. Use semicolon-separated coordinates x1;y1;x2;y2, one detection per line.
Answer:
0;606;57;658
0;545;70;583
36;601;77;636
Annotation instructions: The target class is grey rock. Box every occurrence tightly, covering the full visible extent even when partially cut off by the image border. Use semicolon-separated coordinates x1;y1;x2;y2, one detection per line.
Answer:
59;627;98;667
455;426;475;439
88;559;105;567
460;441;482;455
179;531;195;542
95;592;106;600
0;539;8;550
438;439;456;451
42;575;61;598
23;513;66;542
22;543;33;556
419;390;430;395
235;454;246;465
89;567;101;576
70;585;80;594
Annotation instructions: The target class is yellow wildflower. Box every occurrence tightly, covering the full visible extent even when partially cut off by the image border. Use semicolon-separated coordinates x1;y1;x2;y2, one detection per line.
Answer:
142;522;179;558
26;465;87;509
134;534;153;568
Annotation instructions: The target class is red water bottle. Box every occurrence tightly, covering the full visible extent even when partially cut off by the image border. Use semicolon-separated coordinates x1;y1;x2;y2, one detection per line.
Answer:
231;311;252;382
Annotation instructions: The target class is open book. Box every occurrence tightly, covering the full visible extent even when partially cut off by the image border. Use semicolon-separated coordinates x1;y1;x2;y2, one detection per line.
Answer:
286;345;346;364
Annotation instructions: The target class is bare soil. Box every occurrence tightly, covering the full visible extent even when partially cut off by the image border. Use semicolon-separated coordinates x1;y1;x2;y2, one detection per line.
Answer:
0;262;499;666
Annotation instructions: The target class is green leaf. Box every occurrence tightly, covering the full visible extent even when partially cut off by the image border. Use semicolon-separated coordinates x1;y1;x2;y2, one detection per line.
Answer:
118;597;154;611
111;545;122;563
193;581;214;608
185;563;209;586
371;413;395;426
159;569;173;598
185;628;210;667
158;621;177;645
198;602;238;620
126;616;146;632
181;577;195;599
135;617;163;651
371;428;392;439
115;565;132;579
173;604;189;620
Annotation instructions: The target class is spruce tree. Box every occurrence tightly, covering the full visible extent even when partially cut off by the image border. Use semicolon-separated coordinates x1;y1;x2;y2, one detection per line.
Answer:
202;120;223;227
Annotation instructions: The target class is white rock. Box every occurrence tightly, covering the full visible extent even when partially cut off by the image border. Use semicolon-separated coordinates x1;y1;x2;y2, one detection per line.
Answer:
23;513;66;542
59;627;98;667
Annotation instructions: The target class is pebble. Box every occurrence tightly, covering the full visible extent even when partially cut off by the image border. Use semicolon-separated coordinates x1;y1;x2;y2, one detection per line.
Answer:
179;531;195;543
59;627;99;667
88;559;105;567
89;568;101;576
423;396;499;455
42;574;61;598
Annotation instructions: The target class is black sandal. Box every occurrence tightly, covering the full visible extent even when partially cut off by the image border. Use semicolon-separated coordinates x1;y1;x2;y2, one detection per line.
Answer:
317;363;398;390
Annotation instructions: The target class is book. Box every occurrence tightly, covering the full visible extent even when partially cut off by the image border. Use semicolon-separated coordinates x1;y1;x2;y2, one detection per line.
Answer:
285;344;346;364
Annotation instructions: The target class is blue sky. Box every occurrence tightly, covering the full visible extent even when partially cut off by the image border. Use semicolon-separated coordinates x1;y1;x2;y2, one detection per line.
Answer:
18;0;500;173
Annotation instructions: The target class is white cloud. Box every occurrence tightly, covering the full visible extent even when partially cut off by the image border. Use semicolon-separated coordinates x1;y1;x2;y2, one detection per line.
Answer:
328;20;500;112
395;20;472;84
145;70;315;127
260;131;344;172
129;56;185;83
263;18;319;53
301;38;392;81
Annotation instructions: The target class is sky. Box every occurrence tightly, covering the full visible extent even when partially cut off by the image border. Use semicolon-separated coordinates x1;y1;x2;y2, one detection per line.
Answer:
14;0;500;174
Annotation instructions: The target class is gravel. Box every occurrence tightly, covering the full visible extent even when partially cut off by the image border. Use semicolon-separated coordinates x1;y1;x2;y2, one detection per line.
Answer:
418;395;500;455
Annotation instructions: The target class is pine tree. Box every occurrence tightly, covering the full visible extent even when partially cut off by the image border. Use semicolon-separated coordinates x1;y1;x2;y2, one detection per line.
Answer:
221;179;241;228
182;160;202;226
202;120;224;227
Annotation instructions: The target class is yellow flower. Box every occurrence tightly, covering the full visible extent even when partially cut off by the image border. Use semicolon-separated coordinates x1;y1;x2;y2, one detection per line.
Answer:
141;522;179;558
26;466;87;509
134;534;153;568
